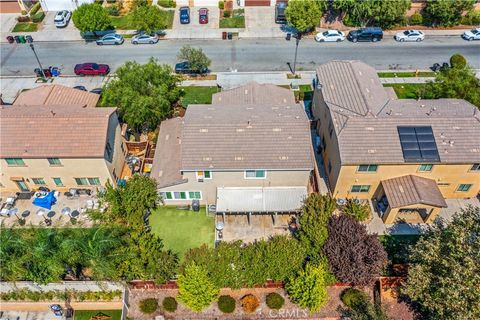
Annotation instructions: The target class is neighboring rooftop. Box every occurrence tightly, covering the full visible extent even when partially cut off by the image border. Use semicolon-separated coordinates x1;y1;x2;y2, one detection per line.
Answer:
212;82;297;106
316;60;480;164
0;105;116;158
13;85;99;108
382;175;448;209
150;117;186;188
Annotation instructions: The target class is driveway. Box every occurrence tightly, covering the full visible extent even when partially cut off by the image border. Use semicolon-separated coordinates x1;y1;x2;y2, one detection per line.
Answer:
0;13;18;33
242;7;286;37
173;6;219;30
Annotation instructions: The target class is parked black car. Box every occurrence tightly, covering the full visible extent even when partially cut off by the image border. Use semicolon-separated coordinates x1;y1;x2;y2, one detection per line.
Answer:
80;30;116;41
347;27;383;42
175;61;208;75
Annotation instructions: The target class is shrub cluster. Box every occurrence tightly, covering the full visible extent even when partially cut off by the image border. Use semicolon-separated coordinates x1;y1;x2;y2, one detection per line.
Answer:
31;12;45;23
241;294;259;313
139;298;158;314
158;0;176;8
162;296;178;312
409;12;423;25
341;288;368;308
266;292;285;310
29;2;41;15
450;53;467;69
218;295;236;313
0;289;122;302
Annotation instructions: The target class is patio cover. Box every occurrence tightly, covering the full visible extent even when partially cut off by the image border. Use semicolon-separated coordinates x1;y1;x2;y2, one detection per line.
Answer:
381;175;447;209
216;187;307;213
32;192;57;210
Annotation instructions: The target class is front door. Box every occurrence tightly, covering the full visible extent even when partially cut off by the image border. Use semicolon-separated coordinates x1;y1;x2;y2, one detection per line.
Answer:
15;180;29;192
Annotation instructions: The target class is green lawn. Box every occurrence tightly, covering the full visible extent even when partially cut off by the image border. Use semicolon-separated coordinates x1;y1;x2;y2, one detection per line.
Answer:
12;22;38;32
180;86;220;106
383;83;427;99
220;9;245;28
74;310;122;320
150;206;215;259
378;71;436;78
111;10;174;30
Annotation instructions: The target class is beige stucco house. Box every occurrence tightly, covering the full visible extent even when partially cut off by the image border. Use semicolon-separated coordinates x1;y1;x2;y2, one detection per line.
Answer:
312;60;480;224
151;82;314;217
0;86;125;193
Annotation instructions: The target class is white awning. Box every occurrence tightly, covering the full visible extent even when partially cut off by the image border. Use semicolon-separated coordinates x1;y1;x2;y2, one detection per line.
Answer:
216;187;307;213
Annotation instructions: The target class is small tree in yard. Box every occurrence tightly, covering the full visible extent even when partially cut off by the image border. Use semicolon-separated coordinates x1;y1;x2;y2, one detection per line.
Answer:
286;260;333;313
177;45;211;74
323;215;387;286
101;58;182;140
423;0;475;27
285;0;322;33
162;297;178;312
218;295;236;313
404;206;480;320
449;53;467;69
139;298;158;314
177;263;219;312
72;3;112;32
298;193;336;264
131;5;168;33
266;292;285;310
343;199;370;222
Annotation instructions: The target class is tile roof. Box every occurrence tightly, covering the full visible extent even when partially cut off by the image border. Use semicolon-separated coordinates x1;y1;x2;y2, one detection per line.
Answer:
13;85;99;108
382;175;447;208
150;117;186;188
212;82;297;106
0;105;116;158
315;61;480;164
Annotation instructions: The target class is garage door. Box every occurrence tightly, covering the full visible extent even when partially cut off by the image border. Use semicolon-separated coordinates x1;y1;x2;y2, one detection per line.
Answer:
245;0;271;6
0;1;21;13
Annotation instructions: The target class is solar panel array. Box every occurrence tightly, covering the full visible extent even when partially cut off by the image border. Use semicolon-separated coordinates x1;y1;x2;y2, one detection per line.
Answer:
397;126;440;162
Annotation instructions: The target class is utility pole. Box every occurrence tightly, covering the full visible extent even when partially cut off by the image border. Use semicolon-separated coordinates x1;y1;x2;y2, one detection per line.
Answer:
292;33;302;75
30;43;46;79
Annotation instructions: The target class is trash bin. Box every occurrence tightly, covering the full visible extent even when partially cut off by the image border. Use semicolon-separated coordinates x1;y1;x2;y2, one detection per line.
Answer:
192;200;200;212
51;67;60;77
43;68;52;77
14;36;20;43
34;68;43;77
227;32;232;40
26;35;33;43
18;35;26;43
222;31;227;40
286;33;291;41
6;36;14;44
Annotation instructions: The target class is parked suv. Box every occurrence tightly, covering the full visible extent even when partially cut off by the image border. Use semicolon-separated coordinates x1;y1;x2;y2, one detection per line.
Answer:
347;27;383;43
175;61;208;75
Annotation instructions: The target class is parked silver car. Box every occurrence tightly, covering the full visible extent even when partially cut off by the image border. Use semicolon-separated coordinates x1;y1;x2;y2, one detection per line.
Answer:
54;10;71;28
96;33;124;45
131;33;159;44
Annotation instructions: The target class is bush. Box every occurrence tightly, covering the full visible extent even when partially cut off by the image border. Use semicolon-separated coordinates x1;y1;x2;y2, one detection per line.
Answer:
162;296;177;312
139;298;158;314
31;12;45;23
107;6;120;16
29;2;41;15
409;12;423;25
450;53;467;69
218;1;224;10
21;9;27;15
158;0;176;8
266;292;284;310
17;16;30;22
218;295;236;313
341;288;368;308
241;294;259;313
343;199;370;222
223;10;231;18
461;10;480;25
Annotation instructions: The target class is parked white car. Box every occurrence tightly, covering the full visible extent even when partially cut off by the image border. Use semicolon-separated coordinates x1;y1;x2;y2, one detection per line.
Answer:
54;10;71;28
394;30;425;42
462;28;480;41
315;30;345;42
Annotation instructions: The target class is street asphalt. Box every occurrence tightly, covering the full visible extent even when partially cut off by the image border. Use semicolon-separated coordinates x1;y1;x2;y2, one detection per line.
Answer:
1;36;479;76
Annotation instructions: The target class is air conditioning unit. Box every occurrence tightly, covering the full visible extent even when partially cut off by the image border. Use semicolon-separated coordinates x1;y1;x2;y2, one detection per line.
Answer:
336;198;347;206
197;178;204;183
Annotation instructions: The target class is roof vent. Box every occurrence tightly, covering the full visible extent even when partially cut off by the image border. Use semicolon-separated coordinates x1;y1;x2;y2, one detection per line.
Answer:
158;170;163;177
449;140;455;146
279;156;289;160
207;107;215;111
420;104;425;108
283;98;287;103
244;89;248;95
218;97;222;101
165;134;170;141
386;109;393;115
236;128;245;132
272;107;279;110
273;128;282;132
399;185;405;193
365;127;375;131
426;107;437;116
234;156;244;161
440;132;445;138
470;148;479;153
452;126;460;130
367;149;376;154
203;157;212;161
199;129;208;133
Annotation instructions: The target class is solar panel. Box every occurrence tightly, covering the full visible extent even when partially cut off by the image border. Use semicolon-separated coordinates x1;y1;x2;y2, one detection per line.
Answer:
397;126;440;162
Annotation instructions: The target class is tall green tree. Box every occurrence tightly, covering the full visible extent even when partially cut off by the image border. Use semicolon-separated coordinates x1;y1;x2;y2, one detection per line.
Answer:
285;0;323;32
103;175;159;228
177;263;219;311
131;5;168;33
422;57;480;108
404;206;480;319
297;194;336;264
177;45;211;73
286;260;334;313
101;58;182;140
0;228;28;281
333;0;411;28
72;3;112;32
423;0;475;27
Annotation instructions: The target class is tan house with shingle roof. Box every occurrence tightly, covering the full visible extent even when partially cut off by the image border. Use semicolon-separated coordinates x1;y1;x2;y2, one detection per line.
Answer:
312;60;480;224
151;83;314;215
0;103;125;193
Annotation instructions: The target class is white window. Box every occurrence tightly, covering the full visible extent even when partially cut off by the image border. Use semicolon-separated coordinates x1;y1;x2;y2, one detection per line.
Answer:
244;170;266;179
160;191;202;200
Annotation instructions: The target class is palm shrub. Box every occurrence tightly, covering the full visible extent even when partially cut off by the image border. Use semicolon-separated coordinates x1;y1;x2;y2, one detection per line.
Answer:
218;295;236;313
266;292;284;310
342;199;370;222
162;296;177;312
139;298;158;314
241;294;259;313
450;53;467;69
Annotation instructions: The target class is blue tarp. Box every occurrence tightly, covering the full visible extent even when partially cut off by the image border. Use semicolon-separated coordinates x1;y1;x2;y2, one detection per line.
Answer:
32;192;57;210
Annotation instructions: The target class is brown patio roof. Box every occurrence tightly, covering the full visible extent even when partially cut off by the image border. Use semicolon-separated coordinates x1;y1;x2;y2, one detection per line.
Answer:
382;175;447;209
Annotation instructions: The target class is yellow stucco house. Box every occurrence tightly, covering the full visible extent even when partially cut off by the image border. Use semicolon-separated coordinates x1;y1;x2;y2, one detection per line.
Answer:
0;85;125;193
312;61;480;224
